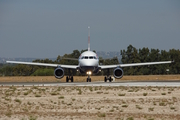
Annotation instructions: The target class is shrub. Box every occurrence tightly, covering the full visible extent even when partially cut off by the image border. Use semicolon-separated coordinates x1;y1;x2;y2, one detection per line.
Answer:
159;102;166;106
14;99;21;104
58;96;64;99
98;113;106;117
143;93;148;96
122;104;128;108
118;93;126;96
35;94;41;97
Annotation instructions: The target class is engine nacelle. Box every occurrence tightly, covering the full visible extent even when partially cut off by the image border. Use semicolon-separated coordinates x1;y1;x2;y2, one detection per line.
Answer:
113;67;123;79
54;67;64;79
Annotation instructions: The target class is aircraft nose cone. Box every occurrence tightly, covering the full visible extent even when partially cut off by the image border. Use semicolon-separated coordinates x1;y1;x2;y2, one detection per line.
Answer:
80;60;98;66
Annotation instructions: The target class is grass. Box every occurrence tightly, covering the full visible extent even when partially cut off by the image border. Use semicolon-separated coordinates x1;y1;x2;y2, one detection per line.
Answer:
97;113;106;117
118;93;126;96
14;99;21;104
126;117;134;120
109;109;114;112
128;89;134;92
136;105;143;110
148;107;154;111
77;88;82;95
58;96;64;99
89;87;93;92
24;92;29;95
97;91;103;94
51;92;58;95
170;106;175;110
148;119;154;120
1;75;180;82
35;94;41;97
122;104;128;108
29;115;37;120
5;111;12;117
159;102;166;106
0;85;180;119
161;93;166;95
143;93;148;96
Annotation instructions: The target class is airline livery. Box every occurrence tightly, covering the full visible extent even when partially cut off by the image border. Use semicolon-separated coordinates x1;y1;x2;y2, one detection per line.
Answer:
6;27;173;82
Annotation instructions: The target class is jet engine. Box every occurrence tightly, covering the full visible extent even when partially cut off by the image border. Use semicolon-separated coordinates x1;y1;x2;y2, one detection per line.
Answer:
113;67;123;79
54;67;64;79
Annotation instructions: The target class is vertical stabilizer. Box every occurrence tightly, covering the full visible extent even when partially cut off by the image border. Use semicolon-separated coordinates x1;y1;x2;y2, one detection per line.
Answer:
88;26;90;51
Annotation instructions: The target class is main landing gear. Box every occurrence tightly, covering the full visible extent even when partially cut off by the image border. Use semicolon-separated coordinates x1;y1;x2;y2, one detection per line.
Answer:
104;69;112;82
66;69;74;82
87;75;91;82
66;76;73;82
104;76;112;82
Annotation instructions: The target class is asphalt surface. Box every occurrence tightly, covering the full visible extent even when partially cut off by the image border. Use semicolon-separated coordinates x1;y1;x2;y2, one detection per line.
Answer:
0;80;180;87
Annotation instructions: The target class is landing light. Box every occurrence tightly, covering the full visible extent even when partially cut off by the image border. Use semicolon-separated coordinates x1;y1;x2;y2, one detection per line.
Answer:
86;71;92;75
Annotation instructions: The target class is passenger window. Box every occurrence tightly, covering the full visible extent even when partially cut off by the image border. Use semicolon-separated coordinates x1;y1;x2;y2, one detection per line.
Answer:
85;56;88;59
89;56;93;59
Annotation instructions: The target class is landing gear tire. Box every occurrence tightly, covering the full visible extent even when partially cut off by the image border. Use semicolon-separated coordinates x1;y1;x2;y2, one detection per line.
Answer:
104;76;112;82
87;78;91;82
71;76;74;82
109;76;112;82
66;76;74;82
104;77;107;82
66;76;69;82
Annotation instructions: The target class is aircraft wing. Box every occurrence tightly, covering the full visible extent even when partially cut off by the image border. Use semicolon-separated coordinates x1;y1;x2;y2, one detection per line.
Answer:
99;61;173;69
6;61;78;69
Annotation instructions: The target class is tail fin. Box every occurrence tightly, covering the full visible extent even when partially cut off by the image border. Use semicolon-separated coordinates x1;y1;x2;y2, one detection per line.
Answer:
88;26;90;51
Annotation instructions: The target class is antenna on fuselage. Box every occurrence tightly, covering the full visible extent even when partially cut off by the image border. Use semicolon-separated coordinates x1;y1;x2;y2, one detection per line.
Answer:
88;26;90;51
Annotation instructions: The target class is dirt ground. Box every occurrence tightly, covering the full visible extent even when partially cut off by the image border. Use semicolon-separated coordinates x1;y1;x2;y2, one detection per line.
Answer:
0;86;180;120
0;75;180;82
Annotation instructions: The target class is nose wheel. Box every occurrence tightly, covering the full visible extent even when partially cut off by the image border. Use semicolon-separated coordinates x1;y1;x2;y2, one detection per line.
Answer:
87;75;91;82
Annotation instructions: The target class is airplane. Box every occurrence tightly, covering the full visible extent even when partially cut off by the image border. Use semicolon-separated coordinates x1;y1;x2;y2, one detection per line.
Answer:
6;26;173;82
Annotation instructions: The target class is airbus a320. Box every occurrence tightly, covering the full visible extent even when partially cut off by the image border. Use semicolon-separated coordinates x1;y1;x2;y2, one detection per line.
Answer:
6;27;173;82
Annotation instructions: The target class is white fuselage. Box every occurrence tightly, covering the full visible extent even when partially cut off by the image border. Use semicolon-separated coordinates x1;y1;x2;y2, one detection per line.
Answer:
78;51;99;74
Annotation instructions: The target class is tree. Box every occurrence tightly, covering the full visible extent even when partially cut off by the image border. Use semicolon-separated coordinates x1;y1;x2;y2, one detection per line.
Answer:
169;49;180;74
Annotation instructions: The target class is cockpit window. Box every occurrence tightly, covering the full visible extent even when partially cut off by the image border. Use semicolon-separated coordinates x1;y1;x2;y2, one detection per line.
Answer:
81;56;98;59
89;56;93;59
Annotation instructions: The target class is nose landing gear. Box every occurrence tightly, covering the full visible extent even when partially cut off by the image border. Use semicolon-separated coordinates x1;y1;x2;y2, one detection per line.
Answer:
87;75;91;82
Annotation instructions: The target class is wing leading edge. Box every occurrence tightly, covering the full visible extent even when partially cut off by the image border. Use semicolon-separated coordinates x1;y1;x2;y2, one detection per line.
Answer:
6;61;78;69
99;61;173;69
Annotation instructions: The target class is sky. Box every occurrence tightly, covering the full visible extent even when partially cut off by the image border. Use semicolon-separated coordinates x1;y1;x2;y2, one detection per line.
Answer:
0;0;180;58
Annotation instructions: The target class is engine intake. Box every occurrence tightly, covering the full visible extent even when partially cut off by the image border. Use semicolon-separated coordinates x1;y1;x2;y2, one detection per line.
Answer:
113;67;123;79
54;67;64;79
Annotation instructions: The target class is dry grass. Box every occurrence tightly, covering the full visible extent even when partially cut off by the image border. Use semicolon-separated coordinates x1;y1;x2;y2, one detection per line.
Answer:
0;86;180;120
0;75;180;82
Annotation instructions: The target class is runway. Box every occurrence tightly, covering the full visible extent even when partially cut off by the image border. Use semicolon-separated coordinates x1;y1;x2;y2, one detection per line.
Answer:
0;80;180;87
